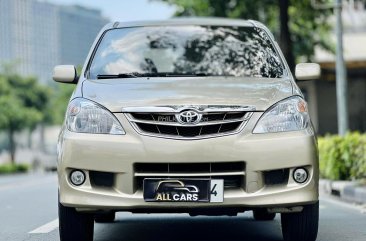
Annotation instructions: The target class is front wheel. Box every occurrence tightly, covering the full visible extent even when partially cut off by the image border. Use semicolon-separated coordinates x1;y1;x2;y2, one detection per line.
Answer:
281;202;319;241
59;201;94;241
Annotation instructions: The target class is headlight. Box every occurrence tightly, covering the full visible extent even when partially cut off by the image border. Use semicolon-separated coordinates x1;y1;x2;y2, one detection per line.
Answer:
66;98;125;135
253;96;310;133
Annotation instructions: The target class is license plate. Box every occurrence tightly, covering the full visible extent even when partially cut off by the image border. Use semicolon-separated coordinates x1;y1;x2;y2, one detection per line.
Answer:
143;178;224;203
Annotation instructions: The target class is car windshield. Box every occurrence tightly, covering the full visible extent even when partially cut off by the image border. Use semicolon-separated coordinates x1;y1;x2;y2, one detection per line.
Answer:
88;25;285;79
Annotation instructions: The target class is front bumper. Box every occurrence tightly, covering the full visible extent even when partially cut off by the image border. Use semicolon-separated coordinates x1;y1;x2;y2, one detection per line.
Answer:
58;112;318;212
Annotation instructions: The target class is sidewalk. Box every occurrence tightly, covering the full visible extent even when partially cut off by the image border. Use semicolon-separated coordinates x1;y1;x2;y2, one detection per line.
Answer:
320;179;366;204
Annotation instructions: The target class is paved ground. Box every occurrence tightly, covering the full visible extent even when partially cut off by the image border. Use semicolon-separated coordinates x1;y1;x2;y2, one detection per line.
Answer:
0;173;365;241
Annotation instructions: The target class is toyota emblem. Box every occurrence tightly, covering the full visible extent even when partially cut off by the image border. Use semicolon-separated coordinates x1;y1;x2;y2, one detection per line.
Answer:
176;110;202;124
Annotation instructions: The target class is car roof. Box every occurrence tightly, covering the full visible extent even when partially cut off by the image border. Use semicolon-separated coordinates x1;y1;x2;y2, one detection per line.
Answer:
101;17;274;39
111;18;256;28
100;17;273;39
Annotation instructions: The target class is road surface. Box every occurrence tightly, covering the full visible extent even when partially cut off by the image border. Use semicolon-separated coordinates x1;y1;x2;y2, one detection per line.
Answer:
0;173;365;241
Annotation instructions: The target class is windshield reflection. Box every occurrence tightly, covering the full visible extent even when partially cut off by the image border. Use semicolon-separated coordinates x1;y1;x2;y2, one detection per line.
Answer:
89;25;285;79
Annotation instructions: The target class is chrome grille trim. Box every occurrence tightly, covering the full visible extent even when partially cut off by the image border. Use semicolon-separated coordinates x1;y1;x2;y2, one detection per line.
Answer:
122;105;256;113
134;171;245;177
123;105;254;140
125;113;251;126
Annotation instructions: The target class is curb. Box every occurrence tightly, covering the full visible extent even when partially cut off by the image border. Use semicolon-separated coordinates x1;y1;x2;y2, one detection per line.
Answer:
320;179;366;204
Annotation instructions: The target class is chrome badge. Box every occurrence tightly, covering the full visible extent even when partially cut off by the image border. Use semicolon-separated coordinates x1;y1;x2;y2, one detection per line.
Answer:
176;110;202;124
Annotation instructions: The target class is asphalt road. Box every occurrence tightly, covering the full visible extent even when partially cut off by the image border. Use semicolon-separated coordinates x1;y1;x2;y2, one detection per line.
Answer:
0;173;365;241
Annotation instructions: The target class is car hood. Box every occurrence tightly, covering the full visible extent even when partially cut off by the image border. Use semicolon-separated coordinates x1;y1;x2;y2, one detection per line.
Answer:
81;77;293;112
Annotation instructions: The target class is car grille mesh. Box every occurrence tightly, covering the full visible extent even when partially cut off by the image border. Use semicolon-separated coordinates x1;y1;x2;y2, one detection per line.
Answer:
125;109;252;139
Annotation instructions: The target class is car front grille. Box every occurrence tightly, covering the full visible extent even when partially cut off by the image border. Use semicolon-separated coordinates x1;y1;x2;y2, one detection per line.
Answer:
134;162;246;191
123;105;254;139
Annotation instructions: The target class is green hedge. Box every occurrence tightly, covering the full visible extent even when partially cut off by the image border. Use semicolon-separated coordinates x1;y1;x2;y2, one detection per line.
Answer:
0;163;29;174
318;132;366;181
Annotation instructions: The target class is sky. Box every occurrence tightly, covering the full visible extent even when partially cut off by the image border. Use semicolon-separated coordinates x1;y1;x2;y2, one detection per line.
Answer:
45;0;176;21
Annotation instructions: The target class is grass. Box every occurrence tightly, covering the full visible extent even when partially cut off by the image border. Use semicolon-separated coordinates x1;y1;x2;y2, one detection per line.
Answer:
0;163;29;174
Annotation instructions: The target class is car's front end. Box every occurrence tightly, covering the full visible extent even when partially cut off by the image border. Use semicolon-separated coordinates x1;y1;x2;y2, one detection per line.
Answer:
58;97;318;212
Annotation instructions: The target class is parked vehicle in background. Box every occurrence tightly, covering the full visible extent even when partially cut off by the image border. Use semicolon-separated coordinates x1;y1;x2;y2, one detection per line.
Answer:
54;18;321;241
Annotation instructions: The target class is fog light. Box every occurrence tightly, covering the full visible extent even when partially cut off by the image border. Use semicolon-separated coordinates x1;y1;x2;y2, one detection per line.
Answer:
70;170;85;186
293;168;308;183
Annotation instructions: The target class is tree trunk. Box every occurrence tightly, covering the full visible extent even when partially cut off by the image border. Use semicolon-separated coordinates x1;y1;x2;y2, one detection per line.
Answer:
9;129;16;164
28;128;33;149
40;124;45;152
279;0;296;73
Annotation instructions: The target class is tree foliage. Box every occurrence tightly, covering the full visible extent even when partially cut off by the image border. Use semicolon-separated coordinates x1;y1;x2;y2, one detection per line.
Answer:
156;0;333;69
0;71;51;162
319;132;366;181
0;63;77;163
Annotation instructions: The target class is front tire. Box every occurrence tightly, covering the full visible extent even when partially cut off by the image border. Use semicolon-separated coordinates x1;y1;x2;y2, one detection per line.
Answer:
59;201;94;241
281;202;319;241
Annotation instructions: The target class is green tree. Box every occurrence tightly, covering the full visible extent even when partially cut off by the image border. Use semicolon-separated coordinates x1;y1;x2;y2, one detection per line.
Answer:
156;0;333;71
0;71;50;163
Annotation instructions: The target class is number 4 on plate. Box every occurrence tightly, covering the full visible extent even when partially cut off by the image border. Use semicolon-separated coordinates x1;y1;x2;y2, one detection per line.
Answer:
210;180;224;203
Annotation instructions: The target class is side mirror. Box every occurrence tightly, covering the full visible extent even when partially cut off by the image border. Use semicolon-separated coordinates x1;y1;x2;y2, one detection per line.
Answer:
53;65;78;84
295;63;321;81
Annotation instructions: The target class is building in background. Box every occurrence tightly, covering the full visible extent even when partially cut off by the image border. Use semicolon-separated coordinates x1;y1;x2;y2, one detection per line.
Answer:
59;5;108;66
0;0;108;83
299;0;366;134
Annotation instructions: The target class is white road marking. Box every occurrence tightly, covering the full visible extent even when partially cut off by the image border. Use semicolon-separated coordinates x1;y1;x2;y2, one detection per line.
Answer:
29;219;59;234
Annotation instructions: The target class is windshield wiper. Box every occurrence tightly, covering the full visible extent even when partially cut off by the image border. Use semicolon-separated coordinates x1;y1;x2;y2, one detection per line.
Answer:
97;73;141;79
164;72;208;77
97;72;218;79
